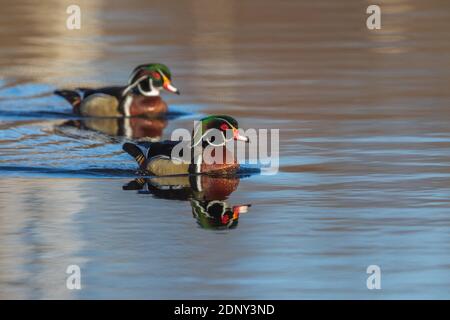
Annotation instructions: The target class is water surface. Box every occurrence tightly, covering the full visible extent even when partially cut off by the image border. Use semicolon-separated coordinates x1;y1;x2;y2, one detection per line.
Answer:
1;0;450;299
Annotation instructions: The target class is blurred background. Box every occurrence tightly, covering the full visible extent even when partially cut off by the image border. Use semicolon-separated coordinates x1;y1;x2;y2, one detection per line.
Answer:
1;0;450;299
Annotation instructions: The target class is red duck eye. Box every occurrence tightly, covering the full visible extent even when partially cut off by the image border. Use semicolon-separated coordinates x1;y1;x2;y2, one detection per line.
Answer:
220;123;229;131
151;72;161;80
221;215;230;224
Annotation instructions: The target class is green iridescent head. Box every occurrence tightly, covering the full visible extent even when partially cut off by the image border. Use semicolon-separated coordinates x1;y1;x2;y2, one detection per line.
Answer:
201;115;239;132
192;115;249;147
125;63;179;97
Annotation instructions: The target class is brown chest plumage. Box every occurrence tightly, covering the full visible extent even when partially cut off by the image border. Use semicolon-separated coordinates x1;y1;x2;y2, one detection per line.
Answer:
128;96;168;117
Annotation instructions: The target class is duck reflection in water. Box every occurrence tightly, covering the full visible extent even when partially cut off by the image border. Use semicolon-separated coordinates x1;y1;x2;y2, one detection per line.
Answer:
123;175;251;230
58;117;167;140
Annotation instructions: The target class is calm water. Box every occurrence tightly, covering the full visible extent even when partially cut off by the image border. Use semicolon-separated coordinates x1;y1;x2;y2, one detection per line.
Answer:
1;0;450;299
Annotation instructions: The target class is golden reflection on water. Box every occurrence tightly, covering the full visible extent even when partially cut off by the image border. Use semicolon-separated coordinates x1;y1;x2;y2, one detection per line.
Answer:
0;0;105;85
366;0;412;54
190;0;240;104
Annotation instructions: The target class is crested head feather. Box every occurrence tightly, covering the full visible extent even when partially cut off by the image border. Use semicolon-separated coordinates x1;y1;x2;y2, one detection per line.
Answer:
126;63;175;97
191;115;240;148
200;115;239;130
129;63;172;82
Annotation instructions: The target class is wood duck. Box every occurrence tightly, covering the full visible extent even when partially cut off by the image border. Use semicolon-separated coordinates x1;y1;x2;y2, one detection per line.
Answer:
123;176;251;229
54;63;179;117
122;115;249;176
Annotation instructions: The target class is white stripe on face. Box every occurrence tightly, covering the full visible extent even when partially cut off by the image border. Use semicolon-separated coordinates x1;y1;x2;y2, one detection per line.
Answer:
123;95;132;117
138;78;161;96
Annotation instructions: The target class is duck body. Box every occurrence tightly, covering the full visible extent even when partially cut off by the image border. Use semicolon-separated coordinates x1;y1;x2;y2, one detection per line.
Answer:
54;63;178;118
55;87;168;118
122;115;249;177
123;140;240;176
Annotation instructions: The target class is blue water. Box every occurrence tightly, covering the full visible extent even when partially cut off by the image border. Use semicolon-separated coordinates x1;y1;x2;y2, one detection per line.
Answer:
1;0;450;299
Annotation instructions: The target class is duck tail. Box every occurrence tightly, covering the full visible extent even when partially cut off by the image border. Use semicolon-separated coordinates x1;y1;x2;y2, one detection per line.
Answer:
54;89;82;109
123;142;146;167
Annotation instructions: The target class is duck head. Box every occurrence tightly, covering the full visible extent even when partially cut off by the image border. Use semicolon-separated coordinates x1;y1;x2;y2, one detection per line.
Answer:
193;115;249;148
189;115;249;175
124;63;180;97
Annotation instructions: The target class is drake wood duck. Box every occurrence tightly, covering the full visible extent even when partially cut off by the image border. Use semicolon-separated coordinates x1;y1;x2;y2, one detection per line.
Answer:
123;176;251;229
55;63;179;117
122;115;249;176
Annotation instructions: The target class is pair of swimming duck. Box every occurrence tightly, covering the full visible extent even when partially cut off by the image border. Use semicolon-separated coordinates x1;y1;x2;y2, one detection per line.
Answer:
56;63;248;176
